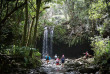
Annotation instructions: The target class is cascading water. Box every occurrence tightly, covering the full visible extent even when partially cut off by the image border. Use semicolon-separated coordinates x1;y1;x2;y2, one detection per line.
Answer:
42;27;48;58
49;27;54;57
42;26;54;58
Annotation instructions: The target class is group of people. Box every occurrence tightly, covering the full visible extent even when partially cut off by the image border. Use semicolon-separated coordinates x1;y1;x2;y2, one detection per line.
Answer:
44;51;91;67
54;54;65;67
45;54;65;67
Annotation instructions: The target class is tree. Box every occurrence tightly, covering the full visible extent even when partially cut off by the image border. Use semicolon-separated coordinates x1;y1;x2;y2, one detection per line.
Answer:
32;0;41;47
22;0;28;46
0;0;26;46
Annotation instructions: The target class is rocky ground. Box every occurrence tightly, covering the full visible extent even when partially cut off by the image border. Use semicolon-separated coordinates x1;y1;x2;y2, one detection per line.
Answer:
28;57;100;74
1;54;109;74
39;59;79;74
64;57;100;74
28;56;110;74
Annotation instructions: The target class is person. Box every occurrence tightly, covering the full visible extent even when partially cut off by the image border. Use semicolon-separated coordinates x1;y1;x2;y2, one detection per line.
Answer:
83;51;89;59
56;56;59;65
45;54;51;64
61;55;65;67
54;54;57;60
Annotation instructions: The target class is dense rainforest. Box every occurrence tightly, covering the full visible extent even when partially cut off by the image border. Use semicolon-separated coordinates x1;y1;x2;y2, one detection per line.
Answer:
0;0;110;73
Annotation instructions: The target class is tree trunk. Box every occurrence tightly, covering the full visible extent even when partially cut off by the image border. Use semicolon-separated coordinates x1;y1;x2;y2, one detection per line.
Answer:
26;17;35;46
0;0;3;23
33;0;41;47
105;0;110;17
22;0;28;46
0;1;26;39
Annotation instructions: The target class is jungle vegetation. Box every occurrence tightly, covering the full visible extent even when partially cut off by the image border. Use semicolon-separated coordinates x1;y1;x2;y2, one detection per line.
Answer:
0;0;110;73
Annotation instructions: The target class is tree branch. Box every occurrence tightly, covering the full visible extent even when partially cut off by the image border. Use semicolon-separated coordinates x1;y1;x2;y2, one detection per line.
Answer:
39;6;50;13
29;1;37;11
29;1;50;13
0;2;26;25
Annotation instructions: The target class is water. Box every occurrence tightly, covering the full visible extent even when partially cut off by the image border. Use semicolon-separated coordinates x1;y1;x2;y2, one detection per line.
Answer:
42;27;48;58
49;27;54;57
42;27;54;58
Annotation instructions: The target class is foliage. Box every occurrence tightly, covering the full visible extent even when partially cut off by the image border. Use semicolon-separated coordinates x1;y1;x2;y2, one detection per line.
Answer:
0;0;52;47
1;0;110;70
0;45;41;68
54;25;67;44
56;0;91;46
88;0;110;38
91;36;110;65
58;0;110;46
68;33;90;46
89;0;106;20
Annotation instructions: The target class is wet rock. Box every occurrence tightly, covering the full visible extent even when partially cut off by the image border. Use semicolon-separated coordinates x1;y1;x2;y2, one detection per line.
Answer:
74;61;83;67
65;59;73;63
65;62;74;67
66;68;74;72
40;72;47;74
79;66;99;73
65;71;78;74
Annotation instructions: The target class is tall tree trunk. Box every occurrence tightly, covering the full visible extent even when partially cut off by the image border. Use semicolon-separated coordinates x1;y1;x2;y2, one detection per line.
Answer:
91;20;96;36
26;17;35;46
0;0;3;22
33;0;41;47
0;0;3;38
22;0;28;46
105;0;110;17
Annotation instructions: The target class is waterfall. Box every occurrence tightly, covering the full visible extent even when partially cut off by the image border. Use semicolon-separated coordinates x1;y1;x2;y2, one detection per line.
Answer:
42;27;48;58
42;26;54;58
49;27;54;57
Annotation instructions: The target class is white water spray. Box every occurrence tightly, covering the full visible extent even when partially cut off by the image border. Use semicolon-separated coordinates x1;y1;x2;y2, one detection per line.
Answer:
42;26;54;58
49;27;54;57
42;27;48;58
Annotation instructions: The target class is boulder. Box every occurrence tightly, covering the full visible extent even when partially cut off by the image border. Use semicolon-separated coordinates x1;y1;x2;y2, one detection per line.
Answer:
40;72;47;74
64;60;75;66
74;61;83;67
79;66;99;73
66;68;74;72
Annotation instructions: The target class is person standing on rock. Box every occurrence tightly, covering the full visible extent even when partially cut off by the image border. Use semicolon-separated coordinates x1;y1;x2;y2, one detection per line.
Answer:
61;55;65;67
56;56;59;65
45;54;51;64
83;51;89;59
54;54;57;60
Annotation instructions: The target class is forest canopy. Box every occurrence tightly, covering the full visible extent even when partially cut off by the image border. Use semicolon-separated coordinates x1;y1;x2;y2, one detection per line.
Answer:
0;0;110;47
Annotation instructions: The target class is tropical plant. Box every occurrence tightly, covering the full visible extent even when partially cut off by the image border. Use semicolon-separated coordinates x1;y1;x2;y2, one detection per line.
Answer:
0;45;41;68
91;36;110;65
